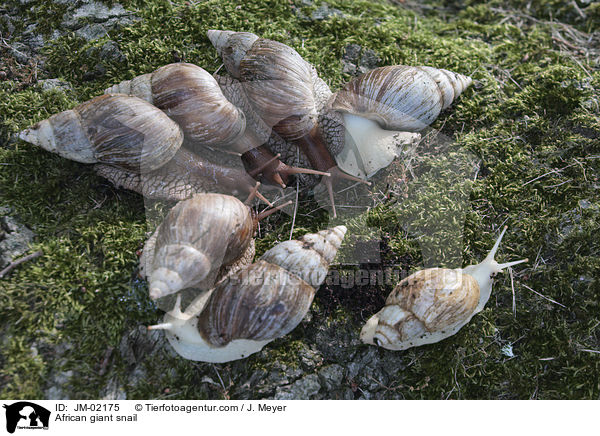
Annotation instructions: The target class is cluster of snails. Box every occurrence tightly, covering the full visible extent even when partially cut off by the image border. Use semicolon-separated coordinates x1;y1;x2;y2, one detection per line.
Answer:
18;30;527;363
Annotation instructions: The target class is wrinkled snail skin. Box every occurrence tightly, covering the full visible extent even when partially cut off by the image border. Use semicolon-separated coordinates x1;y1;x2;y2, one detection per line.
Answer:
360;227;527;351
149;225;347;363
141;193;256;300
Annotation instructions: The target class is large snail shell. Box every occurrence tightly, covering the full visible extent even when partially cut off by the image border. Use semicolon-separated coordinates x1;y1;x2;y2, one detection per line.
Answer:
209;30;330;141
360;268;479;351
360;227;527;351
105;63;246;148
197;260;316;348
331;65;472;132
197;225;346;347
151;225;346;362
19;94;183;172
144;193;255;300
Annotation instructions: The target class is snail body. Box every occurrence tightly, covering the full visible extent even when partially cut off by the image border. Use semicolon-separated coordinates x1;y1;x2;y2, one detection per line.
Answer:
19;94;271;204
360;227;527;350
106;63;328;189
149;225;347;363
209;30;369;217
329;65;472;178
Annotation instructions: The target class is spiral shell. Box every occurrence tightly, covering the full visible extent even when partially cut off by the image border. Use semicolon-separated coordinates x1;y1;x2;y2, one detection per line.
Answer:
19;94;183;172
151;226;347;362
360;268;479;350
208;30;331;141
105;63;246;148
199;225;346;343
143;193;255;300
331;65;472;132
360;227;527;351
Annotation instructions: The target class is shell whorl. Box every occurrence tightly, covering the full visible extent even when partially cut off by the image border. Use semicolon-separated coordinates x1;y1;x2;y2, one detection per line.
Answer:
259;225;347;288
195;225;346;347
207;30;259;78
208;30;328;141
19;94;183;172
360;268;480;350
196;260;316;347
105;63;246;148
146;193;255;299
331;65;472;132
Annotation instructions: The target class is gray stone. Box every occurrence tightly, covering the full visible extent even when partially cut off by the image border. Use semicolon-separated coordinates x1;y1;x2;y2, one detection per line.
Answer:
254;362;303;395
0;210;35;269
38;78;73;92
341;44;381;76
273;373;321;399
318;364;345;390
99;40;126;62
298;345;323;371
45;370;74;400
65;1;128;28
75;23;108;41
101;377;127;400
311;3;345;20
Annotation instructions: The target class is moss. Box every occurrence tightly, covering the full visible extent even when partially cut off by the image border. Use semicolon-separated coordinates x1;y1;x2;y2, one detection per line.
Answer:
1;0;599;399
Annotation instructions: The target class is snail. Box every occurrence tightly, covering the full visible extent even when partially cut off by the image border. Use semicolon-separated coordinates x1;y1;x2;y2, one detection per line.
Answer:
208;30;372;217
148;225;347;363
18;94;271;204
105;62;329;189
140;192;291;300
208;31;471;208
360;227;527;350
325;65;472;179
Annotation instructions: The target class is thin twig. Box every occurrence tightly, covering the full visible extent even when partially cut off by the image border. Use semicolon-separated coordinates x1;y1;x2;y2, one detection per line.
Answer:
289;149;300;240
0;250;43;279
521;284;566;308
509;267;516;318
523;162;577;186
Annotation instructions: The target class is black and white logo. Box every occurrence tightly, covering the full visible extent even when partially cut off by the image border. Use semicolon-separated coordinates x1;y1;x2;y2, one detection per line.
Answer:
3;402;50;434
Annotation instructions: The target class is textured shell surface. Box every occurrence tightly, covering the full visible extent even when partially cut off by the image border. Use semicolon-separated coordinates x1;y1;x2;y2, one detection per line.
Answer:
331;65;472;132
151;225;347;362
361;268;479;350
239;38;321;140
147;193;254;298
19;94;183;172
196;259;316;347
209;30;326;141
259;225;347;287
207;30;259;78
106;63;246;148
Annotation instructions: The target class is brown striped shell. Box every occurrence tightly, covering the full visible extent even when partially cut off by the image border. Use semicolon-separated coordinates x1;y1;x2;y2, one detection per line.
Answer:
208;30;332;142
360;268;479;350
18;94;183;172
195;225;347;347
143;193;255;300
331;65;472;132
105;63;246;149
